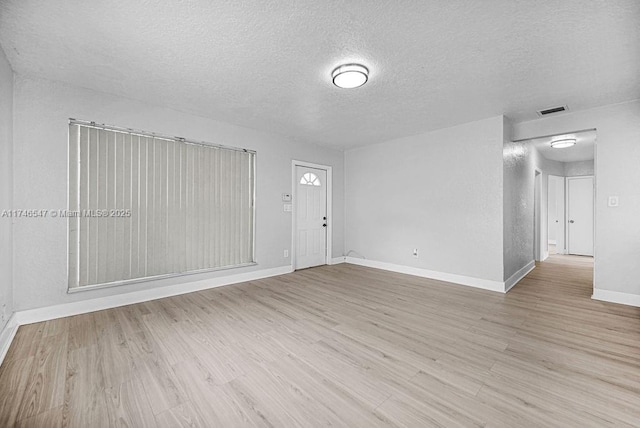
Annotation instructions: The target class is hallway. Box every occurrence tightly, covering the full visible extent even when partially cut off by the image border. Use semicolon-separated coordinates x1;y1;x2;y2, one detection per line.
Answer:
514;252;594;300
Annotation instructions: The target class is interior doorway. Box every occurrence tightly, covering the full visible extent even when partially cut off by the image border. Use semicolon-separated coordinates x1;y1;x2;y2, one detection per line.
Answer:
292;161;332;270
519;129;596;295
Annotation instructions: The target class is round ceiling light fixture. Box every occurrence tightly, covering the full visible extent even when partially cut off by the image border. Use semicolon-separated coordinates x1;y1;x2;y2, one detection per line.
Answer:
332;64;369;89
550;138;576;149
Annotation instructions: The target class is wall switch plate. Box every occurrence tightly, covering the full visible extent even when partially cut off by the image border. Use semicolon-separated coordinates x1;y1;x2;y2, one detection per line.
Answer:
282;193;291;202
284;249;289;258
608;196;619;207
412;248;419;258
283;204;292;212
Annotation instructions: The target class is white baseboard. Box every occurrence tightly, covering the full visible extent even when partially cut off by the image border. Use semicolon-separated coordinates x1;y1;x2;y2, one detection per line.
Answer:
345;257;505;293
504;260;535;292
329;257;346;265
0;313;19;366
15;265;293;326
592;289;640;308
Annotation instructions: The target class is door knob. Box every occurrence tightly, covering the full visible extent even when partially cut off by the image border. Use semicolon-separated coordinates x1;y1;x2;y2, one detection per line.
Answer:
569;220;575;223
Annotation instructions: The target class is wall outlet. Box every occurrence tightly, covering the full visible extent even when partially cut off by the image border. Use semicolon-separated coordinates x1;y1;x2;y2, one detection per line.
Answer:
412;248;419;258
284;249;289;258
608;196;619;207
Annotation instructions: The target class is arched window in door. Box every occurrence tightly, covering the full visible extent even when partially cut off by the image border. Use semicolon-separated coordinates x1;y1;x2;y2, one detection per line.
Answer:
300;172;321;186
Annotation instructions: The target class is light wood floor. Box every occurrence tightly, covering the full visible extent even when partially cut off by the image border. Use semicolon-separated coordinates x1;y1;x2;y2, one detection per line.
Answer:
1;254;639;427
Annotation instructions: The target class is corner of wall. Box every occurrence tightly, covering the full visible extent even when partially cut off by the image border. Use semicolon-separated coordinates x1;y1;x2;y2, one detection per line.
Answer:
0;43;16;347
502;115;514;143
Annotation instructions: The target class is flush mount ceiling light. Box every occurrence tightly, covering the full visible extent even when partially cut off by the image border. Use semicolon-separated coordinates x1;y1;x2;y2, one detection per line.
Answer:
550;138;577;149
332;64;369;89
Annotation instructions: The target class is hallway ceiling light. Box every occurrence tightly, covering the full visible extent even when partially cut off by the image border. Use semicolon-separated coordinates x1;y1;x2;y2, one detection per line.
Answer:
550;138;576;149
332;64;369;89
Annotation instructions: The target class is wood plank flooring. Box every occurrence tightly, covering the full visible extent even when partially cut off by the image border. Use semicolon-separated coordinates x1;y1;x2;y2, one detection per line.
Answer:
1;254;639;427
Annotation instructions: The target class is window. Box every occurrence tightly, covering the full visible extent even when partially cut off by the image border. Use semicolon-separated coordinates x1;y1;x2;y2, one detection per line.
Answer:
67;120;255;290
300;172;321;186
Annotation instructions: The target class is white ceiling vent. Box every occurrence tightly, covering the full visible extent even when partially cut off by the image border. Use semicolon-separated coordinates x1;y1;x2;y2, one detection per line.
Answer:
536;105;569;117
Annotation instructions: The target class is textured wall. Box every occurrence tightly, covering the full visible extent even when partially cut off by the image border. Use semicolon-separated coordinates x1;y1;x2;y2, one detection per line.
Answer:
346;116;504;282
564;160;594;177
503;139;532;281
12;75;345;311
514;100;640;296
0;46;13;328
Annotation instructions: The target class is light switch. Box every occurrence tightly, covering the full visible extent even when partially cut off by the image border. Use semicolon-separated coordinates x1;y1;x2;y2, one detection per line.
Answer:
608;196;619;207
283;204;292;212
282;193;291;202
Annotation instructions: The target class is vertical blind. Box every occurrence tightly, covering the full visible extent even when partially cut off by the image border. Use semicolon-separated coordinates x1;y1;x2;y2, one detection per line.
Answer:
68;121;255;290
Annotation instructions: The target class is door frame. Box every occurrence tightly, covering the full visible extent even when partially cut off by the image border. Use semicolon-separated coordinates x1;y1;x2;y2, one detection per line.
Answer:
566;175;595;256
533;168;543;262
291;160;333;270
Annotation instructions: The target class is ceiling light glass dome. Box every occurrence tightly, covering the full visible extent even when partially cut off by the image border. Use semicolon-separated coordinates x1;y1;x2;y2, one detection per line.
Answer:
332;64;369;89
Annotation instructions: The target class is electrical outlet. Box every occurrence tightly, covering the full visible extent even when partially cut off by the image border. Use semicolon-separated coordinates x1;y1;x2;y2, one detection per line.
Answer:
284;249;289;258
412;248;419;258
608;196;619;207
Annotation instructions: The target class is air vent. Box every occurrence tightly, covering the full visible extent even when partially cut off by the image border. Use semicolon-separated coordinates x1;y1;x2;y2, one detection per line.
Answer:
537;105;568;117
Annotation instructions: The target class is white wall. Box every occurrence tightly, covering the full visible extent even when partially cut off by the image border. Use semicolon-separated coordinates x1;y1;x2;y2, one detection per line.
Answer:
564;160;594;177
345;116;504;283
514;100;640;297
0;46;13;328
12;75;345;311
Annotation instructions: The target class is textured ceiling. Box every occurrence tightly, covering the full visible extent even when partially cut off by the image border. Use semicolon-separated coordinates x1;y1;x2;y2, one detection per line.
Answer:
528;130;596;162
1;1;638;149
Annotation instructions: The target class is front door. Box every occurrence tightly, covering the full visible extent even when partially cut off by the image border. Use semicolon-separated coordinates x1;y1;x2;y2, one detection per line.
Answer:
295;166;327;269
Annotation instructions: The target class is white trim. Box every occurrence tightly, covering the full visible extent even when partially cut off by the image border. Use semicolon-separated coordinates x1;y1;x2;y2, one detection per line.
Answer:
291;160;333;270
345;257;505;293
15;265;292;326
0;313;19;366
67;262;258;293
329;257;346;265
592;289;640;308
504;260;535;292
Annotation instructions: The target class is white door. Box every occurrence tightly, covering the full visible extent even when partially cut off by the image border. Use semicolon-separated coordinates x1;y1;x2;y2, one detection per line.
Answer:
567;176;594;256
295;166;327;269
548;175;565;254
